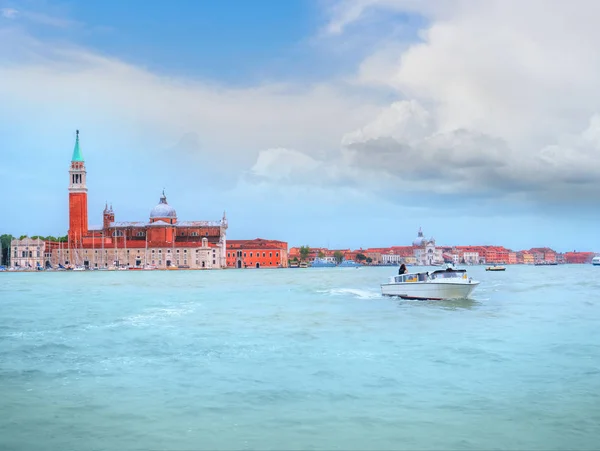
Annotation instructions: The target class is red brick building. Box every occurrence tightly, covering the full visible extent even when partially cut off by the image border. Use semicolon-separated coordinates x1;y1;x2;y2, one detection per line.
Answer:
529;247;557;263
564;251;595;264
227;239;288;268
56;131;228;269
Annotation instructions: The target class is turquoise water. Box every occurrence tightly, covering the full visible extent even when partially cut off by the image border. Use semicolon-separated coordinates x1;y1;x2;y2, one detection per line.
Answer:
1;265;600;450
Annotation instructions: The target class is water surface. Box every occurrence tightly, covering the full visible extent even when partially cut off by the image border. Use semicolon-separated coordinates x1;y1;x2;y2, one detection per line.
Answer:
1;265;599;450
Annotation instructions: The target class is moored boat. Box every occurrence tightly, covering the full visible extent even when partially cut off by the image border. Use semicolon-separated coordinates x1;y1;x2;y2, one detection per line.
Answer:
592;256;600;266
338;259;362;268
310;257;336;268
381;265;479;300
486;265;506;271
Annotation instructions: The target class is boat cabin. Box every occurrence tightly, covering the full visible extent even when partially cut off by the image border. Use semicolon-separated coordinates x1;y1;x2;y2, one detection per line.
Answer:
393;273;428;283
391;268;468;283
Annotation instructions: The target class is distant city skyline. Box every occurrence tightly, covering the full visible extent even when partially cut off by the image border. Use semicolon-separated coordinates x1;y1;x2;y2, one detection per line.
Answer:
2;0;600;253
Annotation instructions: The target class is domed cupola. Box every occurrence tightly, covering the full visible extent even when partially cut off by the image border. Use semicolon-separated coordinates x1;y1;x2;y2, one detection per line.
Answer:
412;227;426;246
150;190;177;223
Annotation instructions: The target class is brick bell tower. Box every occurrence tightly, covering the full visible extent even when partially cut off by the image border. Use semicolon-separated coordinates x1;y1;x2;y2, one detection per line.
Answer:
68;130;88;245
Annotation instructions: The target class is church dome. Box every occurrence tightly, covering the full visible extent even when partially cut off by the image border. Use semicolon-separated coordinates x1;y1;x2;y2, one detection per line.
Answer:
412;227;426;246
150;191;177;219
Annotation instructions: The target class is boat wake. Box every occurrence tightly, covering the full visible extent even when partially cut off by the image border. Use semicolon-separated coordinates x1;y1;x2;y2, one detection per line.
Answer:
122;305;196;327
319;288;381;299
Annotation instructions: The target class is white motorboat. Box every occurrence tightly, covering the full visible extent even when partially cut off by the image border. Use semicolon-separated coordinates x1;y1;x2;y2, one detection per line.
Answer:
381;265;480;300
592;256;600;266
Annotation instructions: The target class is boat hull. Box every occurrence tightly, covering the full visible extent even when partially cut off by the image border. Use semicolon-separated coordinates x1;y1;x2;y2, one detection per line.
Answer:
381;281;479;300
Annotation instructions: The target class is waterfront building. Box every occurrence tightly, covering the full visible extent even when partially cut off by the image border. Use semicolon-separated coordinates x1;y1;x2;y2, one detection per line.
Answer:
482;246;510;264
412;228;443;265
10;238;45;269
343;249;361;262
287;247;337;264
226;239;288;268
380;246;415;265
564;251;595;264
52;131;228;269
310;248;337;264
288;247;299;261
456;247;481;264
380;249;402;265
444;253;460;265
529;247;557;263
364;249;385;265
516;250;533;264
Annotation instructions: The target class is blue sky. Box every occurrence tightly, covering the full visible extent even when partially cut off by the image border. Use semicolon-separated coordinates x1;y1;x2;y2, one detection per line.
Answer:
1;0;600;252
66;0;323;83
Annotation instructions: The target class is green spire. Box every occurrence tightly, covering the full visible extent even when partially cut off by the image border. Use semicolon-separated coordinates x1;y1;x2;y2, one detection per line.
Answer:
71;129;84;162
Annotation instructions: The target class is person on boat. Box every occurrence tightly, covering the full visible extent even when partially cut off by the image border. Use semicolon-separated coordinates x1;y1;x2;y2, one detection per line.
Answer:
398;263;408;275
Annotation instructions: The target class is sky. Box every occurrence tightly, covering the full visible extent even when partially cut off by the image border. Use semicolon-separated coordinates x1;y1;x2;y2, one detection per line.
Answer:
1;0;600;252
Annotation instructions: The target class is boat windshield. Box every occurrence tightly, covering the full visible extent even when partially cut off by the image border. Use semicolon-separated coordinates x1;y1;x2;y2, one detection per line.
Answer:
431;270;464;279
394;273;427;283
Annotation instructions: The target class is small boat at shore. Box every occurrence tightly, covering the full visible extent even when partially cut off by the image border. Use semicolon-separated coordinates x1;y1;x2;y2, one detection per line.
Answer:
381;265;479;300
486;265;506;271
592;256;600;266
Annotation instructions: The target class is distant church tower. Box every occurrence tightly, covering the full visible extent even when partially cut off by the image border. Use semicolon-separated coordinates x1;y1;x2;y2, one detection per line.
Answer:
68;130;88;244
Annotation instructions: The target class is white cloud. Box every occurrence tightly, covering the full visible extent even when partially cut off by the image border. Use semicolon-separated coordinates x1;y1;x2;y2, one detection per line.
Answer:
341;100;433;146
325;0;447;35
0;28;381;173
325;0;376;35
312;0;600;204
0;7;77;27
1;8;18;19
4;1;600;216
249;148;321;182
22;10;78;28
